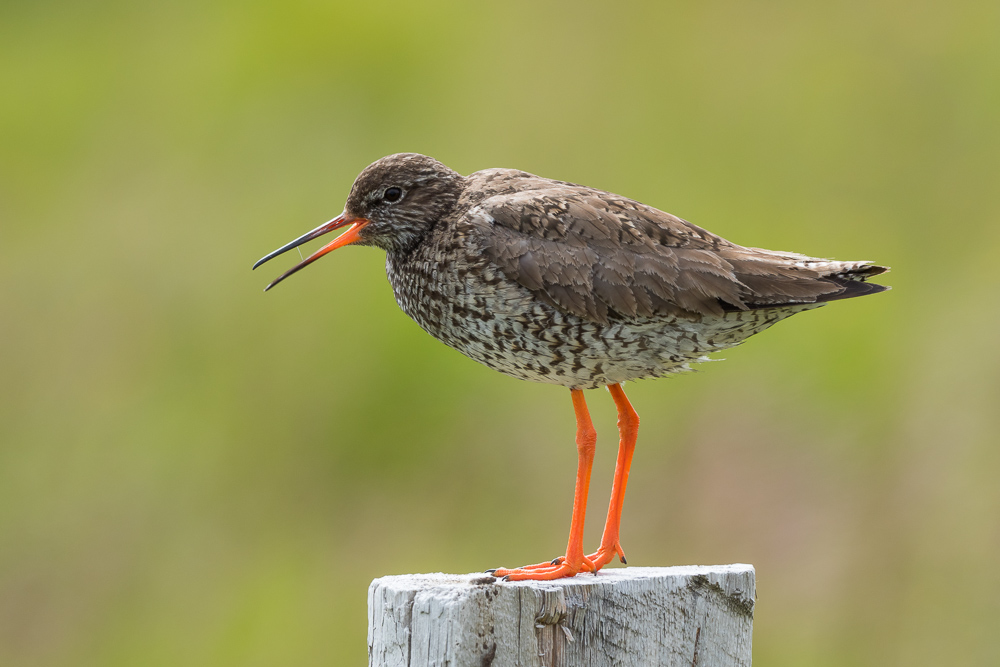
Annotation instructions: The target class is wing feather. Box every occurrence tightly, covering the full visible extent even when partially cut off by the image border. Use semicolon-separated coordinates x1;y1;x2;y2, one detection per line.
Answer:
462;184;887;324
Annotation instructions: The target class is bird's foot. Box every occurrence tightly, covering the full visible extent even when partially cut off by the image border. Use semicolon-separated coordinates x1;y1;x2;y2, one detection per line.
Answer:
585;541;628;568
489;554;598;581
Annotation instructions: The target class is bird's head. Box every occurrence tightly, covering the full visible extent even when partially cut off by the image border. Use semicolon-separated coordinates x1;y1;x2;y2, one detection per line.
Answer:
253;153;465;290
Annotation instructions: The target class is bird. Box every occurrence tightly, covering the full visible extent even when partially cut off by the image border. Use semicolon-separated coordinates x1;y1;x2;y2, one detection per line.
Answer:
253;153;889;581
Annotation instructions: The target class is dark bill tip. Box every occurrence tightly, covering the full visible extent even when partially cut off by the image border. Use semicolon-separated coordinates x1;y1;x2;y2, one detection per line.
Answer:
257;216;368;291
252;213;348;271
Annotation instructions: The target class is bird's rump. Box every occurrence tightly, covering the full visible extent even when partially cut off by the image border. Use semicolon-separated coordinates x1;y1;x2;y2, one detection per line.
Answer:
463;186;887;325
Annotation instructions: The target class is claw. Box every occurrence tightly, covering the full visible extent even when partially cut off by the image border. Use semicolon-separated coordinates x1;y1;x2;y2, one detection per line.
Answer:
583;542;628;570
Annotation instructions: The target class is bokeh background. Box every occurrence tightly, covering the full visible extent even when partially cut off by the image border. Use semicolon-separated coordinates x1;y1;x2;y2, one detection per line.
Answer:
2;1;998;665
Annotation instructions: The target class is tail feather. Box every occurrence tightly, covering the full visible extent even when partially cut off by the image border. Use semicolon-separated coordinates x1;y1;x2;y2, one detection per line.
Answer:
816;273;891;303
720;249;890;312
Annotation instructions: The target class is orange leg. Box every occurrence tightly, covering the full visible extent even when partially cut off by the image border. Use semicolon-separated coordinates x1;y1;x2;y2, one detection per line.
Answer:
491;389;599;581
586;383;639;569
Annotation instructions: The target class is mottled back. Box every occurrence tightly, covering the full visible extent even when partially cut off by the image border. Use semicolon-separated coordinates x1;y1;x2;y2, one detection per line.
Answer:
458;171;886;324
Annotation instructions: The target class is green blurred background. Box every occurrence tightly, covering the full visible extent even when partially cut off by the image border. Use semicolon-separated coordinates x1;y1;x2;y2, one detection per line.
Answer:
2;1;998;665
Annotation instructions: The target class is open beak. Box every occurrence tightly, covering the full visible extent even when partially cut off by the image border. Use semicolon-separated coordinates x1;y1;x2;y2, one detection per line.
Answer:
253;213;369;291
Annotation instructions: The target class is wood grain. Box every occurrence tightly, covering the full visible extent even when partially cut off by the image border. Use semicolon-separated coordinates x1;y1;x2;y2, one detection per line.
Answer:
368;565;755;667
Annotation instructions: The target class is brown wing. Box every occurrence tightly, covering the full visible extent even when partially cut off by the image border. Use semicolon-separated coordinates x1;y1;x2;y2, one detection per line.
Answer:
464;186;887;324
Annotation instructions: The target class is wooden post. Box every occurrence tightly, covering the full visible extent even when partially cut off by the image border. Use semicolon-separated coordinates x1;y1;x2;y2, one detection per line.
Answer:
368;564;754;667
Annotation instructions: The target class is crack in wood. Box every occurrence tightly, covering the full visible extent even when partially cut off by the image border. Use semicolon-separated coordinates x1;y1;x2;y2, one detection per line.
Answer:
691;626;702;666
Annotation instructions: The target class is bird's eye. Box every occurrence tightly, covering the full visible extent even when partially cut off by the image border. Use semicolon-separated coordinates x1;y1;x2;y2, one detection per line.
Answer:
383;187;403;203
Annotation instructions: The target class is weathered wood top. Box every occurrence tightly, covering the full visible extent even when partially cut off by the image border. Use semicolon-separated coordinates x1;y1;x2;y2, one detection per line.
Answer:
369;564;755;667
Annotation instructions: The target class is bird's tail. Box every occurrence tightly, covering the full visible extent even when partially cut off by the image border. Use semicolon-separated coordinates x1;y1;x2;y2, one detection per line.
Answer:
722;247;890;310
811;261;890;302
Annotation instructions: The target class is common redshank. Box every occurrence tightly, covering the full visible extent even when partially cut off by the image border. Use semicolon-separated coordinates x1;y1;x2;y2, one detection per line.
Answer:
254;153;888;581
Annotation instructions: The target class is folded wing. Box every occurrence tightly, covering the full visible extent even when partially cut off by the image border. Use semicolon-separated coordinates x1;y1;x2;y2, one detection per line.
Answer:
463;187;888;325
